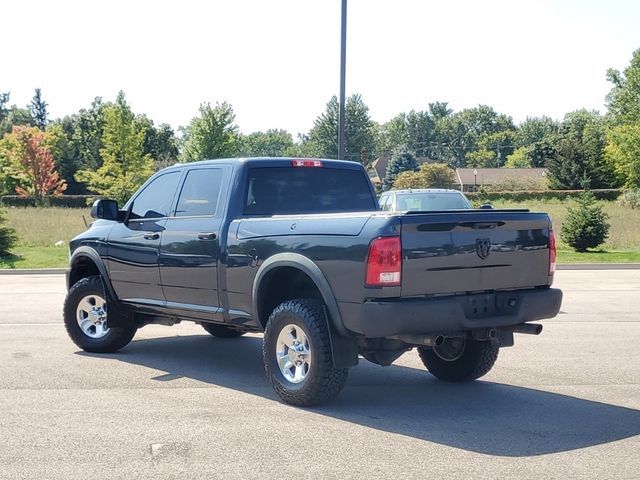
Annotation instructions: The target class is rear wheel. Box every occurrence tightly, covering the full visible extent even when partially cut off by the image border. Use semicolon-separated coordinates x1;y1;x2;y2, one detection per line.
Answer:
417;337;499;382
63;276;136;353
263;299;348;407
201;323;245;338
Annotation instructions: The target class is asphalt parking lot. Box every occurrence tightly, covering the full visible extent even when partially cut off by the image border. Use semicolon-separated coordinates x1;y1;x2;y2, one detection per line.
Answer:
0;270;638;479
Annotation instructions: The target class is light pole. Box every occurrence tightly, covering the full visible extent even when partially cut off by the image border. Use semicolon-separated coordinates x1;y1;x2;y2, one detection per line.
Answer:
473;168;478;191
338;0;347;160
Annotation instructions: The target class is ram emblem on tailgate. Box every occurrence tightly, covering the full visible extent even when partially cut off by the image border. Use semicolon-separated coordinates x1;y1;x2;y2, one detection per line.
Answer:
476;238;492;259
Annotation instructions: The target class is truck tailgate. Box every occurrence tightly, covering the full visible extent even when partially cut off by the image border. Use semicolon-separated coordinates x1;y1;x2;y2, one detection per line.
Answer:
400;210;552;297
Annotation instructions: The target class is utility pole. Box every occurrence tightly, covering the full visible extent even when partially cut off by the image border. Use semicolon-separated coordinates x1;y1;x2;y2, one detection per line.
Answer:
338;0;347;160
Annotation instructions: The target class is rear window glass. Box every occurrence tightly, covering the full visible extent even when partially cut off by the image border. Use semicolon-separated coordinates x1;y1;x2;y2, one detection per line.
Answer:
244;167;376;215
396;192;471;211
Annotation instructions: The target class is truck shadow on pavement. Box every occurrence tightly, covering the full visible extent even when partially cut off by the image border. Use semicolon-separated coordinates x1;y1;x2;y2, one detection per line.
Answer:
80;333;640;457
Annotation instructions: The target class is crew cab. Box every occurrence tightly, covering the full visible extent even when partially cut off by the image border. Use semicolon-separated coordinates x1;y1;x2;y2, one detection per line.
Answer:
64;158;562;406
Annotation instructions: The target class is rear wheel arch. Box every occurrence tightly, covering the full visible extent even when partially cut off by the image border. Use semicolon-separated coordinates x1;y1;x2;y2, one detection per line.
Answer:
252;253;347;337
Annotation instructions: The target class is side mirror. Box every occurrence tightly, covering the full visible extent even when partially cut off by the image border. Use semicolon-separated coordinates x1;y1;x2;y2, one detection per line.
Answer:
91;199;120;220
480;203;494;210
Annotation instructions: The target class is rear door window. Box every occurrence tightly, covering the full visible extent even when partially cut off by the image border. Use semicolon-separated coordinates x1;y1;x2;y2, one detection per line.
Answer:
175;168;223;217
244;167;376;215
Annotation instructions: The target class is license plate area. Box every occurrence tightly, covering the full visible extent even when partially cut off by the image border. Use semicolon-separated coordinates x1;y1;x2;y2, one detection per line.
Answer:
462;293;519;319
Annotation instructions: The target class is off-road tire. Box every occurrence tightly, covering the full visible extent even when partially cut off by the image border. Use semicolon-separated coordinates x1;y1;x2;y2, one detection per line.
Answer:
263;299;348;407
201;323;245;338
63;276;136;353
418;339;499;382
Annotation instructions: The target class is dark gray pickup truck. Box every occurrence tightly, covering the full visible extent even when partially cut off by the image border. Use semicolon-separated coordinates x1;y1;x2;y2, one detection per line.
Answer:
64;158;562;406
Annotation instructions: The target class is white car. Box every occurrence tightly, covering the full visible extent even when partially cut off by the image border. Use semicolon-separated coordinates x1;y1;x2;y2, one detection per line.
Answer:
379;188;473;211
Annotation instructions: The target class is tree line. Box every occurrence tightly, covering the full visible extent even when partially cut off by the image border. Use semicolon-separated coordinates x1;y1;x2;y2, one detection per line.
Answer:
1;48;639;203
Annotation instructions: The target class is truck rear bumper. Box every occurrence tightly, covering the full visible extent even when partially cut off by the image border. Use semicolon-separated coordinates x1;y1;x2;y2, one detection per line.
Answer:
348;287;562;338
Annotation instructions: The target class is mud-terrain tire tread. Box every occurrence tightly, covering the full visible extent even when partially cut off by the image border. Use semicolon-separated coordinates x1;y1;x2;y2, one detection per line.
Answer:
263;298;348;407
63;276;136;353
201;323;245;338
417;339;499;382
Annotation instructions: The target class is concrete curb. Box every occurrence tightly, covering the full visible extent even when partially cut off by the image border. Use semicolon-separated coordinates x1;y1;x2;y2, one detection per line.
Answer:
0;268;66;275
556;263;640;270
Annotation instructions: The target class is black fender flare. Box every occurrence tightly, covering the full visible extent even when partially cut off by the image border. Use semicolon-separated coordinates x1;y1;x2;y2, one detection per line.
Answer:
68;246;118;305
252;253;358;369
252;253;348;336
68;247;133;328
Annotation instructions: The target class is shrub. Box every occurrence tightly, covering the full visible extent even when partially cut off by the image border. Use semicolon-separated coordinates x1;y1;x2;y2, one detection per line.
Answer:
392;163;455;190
0;195;94;208
617;189;640;209
481;176;549;193
466;189;621;204
0;208;18;256
560;192;610;252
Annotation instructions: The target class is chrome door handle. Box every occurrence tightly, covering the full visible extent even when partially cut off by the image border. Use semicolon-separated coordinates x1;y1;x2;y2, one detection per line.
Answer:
143;232;160;240
197;232;217;240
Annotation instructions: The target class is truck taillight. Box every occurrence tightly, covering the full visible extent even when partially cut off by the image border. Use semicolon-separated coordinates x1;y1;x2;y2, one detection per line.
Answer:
549;228;556;275
365;236;402;287
292;159;323;167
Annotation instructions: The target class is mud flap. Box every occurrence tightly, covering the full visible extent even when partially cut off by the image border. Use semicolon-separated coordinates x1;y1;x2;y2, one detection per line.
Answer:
324;306;359;369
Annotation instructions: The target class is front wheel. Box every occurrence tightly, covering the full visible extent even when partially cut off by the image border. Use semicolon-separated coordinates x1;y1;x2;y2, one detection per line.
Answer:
417;337;499;382
63;276;136;353
263;299;348;407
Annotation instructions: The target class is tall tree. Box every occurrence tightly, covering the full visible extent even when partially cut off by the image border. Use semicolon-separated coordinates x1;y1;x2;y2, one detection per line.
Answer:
514;117;559;168
0;92;9;123
136;116;179;169
0;93;34;136
29;88;48;130
305;94;376;163
606;48;640;125
48;118;83;194
73;97;106;172
47;97;106;194
377;110;435;159
384;151;417;190
0;126;66;203
238;129;295;157
75;91;152;203
436;105;515;167
547;110;616;189
605;123;640;188
181;102;239;162
428;101;453;121
466;130;518;167
516;116;558;148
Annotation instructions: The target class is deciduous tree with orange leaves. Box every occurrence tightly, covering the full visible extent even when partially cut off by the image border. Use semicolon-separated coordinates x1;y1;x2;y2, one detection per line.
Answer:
0;125;66;204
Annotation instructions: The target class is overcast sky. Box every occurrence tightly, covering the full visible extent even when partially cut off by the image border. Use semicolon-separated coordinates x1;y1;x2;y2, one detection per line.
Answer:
4;0;640;137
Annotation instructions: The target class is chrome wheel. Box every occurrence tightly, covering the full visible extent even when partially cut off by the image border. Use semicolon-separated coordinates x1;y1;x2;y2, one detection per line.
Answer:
276;324;311;384
76;294;109;339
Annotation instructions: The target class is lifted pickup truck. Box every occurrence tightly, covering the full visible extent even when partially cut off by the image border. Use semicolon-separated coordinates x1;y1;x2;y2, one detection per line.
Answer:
64;158;562;406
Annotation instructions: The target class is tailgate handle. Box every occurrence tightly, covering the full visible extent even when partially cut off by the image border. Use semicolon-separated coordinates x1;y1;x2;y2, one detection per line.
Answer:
460;221;505;230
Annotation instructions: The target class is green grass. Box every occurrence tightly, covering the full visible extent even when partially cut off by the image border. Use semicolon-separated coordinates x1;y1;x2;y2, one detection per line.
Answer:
0;202;638;268
0;207;88;269
0;246;70;269
557;249;640;263
3;207;90;247
490;199;640;252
